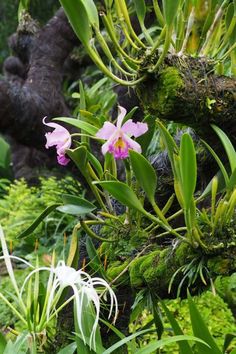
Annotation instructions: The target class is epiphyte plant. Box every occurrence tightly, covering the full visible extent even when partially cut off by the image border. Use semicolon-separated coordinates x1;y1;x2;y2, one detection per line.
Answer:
60;0;236;86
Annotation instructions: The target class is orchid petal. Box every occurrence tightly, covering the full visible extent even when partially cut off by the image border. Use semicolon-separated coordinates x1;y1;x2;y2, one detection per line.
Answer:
57;154;70;166
122;120;148;137
96;122;116;140
116;106;127;128
123;134;142;153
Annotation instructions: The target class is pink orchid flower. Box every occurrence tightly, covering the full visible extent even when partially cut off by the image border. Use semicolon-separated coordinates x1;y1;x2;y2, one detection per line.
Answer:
43;117;71;166
96;106;148;159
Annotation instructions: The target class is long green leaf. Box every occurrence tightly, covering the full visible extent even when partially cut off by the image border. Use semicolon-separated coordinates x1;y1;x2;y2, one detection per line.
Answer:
59;0;92;46
157;120;178;175
60;194;96;214
57;342;77;354
161;301;194;354
86;237;107;278
96;181;145;213
129;150;157;205
55;117;98;136
135;335;208;354
134;0;146;25
188;294;222;354
212;124;236;173
202;139;229;187
0;332;6;353
87;152;103;179
17;204;60;238
162;0;181;27
81;0;99;28
102;329;151;354
180;133;197;209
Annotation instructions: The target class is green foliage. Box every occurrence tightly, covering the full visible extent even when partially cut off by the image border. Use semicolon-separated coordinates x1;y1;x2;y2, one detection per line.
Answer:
131;291;236;354
0;176;80;255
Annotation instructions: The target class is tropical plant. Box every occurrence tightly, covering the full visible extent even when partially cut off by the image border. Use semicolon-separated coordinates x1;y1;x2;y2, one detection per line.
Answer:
59;0;236;86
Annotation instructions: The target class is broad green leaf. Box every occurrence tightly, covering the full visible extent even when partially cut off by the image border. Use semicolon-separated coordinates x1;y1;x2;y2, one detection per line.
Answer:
102;329;151;354
57;342;77;354
81;0;99;28
162;0;181;27
59;0;92;46
161;301;194;354
134;0;146;25
180;133;197;209
58;195;96;215
67;146;88;175
188;294;222;354
55;117;98;136
86;237;107;278
129;150;157;205
135;335;208;354
17;204;60;238
202;140;229;187
96;181;145;213
212;124;236;173
87;152;103;179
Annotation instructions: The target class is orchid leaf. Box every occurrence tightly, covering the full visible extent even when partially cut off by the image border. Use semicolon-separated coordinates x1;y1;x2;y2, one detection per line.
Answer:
129;150;157;205
180;133;197;209
79;81;86;110
157;120;178;175
212;124;236;173
202;139;229;187
227;167;236;191
81;0;99;28
67;146;88;175
55;117;98;136
134;0;146;26
59;0;92;46
162;0;181;27
225;3;236;45
188;294;222;354
200;169;225;199
58;195;96;215
17;204;60;238
87;152;103;179
96;181;145;213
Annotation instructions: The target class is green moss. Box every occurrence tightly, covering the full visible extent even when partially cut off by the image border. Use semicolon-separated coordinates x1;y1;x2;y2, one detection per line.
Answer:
106;260;130;285
142;249;171;286
137;67;184;116
129;255;148;288
208;256;236;275
175;242;192;266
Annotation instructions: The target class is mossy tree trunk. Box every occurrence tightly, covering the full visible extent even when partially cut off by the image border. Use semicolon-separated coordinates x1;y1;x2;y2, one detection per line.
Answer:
136;54;236;151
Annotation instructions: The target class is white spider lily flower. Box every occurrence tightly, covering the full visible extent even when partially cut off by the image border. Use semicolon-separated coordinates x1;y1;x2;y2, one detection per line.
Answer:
21;260;118;350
